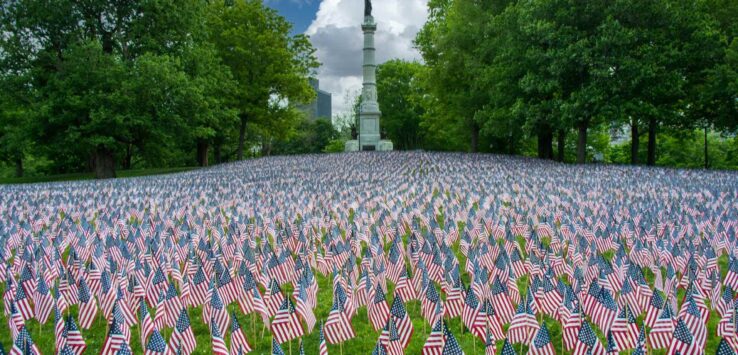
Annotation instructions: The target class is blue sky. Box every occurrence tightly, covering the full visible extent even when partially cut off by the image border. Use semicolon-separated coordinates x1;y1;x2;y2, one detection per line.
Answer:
264;0;429;118
264;0;321;34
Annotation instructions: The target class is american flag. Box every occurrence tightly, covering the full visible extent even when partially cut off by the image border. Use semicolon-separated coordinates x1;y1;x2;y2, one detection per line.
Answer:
484;326;496;355
210;318;230;355
668;318;698;355
389;294;413;349
717;338;737;355
265;279;286;317
153;291;166;331
13;283;33;321
229;313;252;354
645;291;664;327
606;330;619;354
461;288;479;331
77;277;97;329
649;303;675;349
573;321;605;355
500;338;517;355
372;339;387;355
529;323;555;355
319;321;328;355
54;306;64;351
610;305;639;350
490;277;513;323
507;295;539;345
716;287;734;319
139;297;155;348
8;302;25;341
271;298;304;344
144;329;169;355
271;338;285;355
64;316;87;355
324;290;355;344
422;320;445;355
10;325;41;355
294;285;316;333
472;300;504;342
33;275;53;324
379;318;404;355
395;266;417;301
206;285;230;340
117;343;133;355
164;281;184;329
369;283;391;331
440;323;464;355
169;308;196;355
100;318;127;354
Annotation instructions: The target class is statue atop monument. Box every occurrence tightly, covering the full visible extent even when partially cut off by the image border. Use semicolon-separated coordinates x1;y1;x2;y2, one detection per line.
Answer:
364;0;372;17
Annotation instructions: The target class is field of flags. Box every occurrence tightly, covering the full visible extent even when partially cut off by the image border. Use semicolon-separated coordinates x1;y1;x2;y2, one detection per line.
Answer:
1;151;738;354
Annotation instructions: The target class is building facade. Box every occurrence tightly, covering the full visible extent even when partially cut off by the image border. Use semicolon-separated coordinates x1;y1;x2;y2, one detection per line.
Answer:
299;78;332;121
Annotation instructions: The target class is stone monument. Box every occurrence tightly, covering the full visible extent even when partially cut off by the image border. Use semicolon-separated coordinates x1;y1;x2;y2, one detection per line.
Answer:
345;0;393;152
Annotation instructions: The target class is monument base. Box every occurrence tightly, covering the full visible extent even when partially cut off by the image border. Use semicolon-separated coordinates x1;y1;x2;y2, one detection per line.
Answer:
377;140;394;151
344;139;393;152
344;140;359;152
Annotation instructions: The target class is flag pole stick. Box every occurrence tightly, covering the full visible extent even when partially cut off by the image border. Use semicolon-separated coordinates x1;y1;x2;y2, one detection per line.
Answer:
473;330;477;355
289;338;292;355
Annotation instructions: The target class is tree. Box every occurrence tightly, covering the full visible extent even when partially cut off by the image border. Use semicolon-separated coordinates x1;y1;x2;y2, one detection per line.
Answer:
376;60;425;150
2;0;224;177
205;0;318;160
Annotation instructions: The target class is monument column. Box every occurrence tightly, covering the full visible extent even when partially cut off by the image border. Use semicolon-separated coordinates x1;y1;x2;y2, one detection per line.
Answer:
358;16;381;150
345;0;393;152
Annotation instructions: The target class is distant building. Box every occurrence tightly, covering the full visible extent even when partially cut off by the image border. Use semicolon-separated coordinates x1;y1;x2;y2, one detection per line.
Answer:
299;78;332;121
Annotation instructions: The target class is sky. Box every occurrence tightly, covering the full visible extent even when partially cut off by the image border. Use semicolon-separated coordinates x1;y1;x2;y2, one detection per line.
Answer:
264;0;429;119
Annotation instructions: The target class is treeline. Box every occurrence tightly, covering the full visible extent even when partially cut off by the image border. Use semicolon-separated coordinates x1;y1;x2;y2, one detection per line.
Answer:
375;0;737;168
0;0;319;178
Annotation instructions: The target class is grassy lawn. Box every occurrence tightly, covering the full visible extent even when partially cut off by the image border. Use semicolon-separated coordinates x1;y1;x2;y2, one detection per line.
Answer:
0;167;197;184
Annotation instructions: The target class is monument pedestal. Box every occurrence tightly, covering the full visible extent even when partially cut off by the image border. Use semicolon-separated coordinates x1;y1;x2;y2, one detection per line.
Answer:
345;140;359;152
378;140;393;151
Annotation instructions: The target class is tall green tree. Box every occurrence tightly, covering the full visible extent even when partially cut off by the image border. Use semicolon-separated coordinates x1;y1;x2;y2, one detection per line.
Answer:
376;60;425;150
205;0;319;160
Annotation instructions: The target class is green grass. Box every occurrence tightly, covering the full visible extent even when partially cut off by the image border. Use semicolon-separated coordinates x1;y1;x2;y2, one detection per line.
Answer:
0;167;197;184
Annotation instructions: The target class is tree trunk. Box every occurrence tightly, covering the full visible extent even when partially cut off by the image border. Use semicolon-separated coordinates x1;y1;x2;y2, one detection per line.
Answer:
261;139;272;156
557;129;566;162
631;119;639;165
470;123;480;153
647;117;657;166
508;134;515;155
237;114;247;160
197;140;209;167
93;145;116;179
123;144;133;170
14;157;23;178
577;120;588;164
537;127;553;160
214;143;223;164
704;125;709;169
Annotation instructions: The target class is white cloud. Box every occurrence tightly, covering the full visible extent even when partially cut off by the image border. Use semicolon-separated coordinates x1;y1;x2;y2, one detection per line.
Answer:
306;0;428;119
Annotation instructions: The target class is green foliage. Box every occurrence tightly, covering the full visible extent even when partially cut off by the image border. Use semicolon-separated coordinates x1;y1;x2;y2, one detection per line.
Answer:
324;138;348;153
272;117;339;155
413;0;737;165
376;60;425;150
608;130;738;169
205;0;319;159
0;0;317;178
